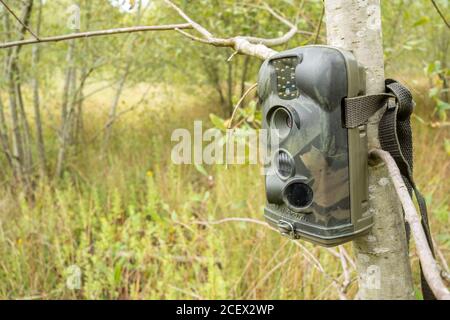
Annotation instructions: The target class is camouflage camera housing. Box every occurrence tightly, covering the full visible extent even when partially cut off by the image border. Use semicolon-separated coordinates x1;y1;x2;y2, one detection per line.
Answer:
258;46;373;246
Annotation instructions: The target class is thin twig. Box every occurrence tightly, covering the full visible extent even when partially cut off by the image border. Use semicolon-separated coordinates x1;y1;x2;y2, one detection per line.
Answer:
314;4;325;44
339;246;351;290
0;0;40;39
433;238;450;274
431;0;450;29
340;246;357;270
89;84;154;143
240;2;299;46
173;28;210;44
163;0;213;38
227;83;258;129
227;51;238;62
192;217;272;229
168;285;204;300
0;24;193;49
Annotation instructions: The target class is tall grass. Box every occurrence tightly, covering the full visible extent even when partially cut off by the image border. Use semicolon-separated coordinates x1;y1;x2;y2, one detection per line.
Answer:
0;83;448;299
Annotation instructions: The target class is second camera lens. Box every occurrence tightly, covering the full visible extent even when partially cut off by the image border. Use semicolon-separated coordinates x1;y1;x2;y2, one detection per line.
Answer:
284;182;313;210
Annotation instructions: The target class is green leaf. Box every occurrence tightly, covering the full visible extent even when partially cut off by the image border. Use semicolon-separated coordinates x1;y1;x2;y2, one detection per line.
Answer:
429;87;440;98
194;163;208;177
445;139;450;156
209;113;227;131
426;62;436;75
413;16;430;27
114;262;122;286
436;99;450;111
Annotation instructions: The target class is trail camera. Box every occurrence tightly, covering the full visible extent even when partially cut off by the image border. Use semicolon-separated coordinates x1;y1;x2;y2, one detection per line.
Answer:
259;46;373;246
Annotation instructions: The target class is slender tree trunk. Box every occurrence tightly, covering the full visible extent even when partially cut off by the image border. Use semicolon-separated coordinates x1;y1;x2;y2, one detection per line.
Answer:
4;18;24;181
73;0;93;145
203;56;225;109
240;55;251;98
102;6;143;152
32;0;47;178
102;61;131;152
226;61;233;116
56;39;76;178
3;1;35;184
16;76;34;174
325;0;414;299
0;98;13;169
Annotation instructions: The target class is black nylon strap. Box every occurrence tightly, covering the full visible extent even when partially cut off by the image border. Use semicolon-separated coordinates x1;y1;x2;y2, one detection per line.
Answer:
380;80;436;300
344;79;436;300
344;93;394;128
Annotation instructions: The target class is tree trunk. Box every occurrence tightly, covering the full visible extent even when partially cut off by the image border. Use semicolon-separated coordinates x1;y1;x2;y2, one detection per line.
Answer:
325;0;415;299
73;0;93;146
202;55;225;110
0;98;13;169
102;61;131;151
3;0;35;184
226;61;233;116
56;39;76;178
240;55;251;98
32;0;47;178
16;74;34;175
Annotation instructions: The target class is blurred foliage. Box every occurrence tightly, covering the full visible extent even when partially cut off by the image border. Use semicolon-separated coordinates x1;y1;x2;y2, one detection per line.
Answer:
425;60;450;120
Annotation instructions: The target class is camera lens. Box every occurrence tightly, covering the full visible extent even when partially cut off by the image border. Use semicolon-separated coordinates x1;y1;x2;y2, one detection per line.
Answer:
284;182;313;209
276;150;294;178
271;108;292;138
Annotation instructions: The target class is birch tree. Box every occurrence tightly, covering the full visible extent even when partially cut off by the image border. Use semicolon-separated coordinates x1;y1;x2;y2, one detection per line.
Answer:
324;0;415;299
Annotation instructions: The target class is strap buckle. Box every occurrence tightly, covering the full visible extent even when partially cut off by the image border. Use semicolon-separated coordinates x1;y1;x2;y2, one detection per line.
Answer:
386;98;397;111
277;220;297;238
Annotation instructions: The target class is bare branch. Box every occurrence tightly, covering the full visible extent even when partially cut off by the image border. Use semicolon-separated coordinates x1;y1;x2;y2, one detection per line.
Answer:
0;24;193;49
433;238;450;274
173;28;210;44
0;1;296;60
165;0;298;60
0;0;39;39
241;3;298;46
192;217;272;229
370;148;450;300
163;0;213;38
431;0;450;29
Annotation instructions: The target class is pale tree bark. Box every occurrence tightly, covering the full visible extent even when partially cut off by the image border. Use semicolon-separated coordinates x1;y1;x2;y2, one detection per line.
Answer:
0;98;13;168
32;0;47;178
240;55;252;98
371;149;450;300
73;0;92;145
325;0;414;299
226;62;233;116
0;24;193;49
3;0;35;184
55;39;76;178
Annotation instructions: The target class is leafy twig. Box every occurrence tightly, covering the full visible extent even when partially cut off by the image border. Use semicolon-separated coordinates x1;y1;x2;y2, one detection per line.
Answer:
431;0;450;29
